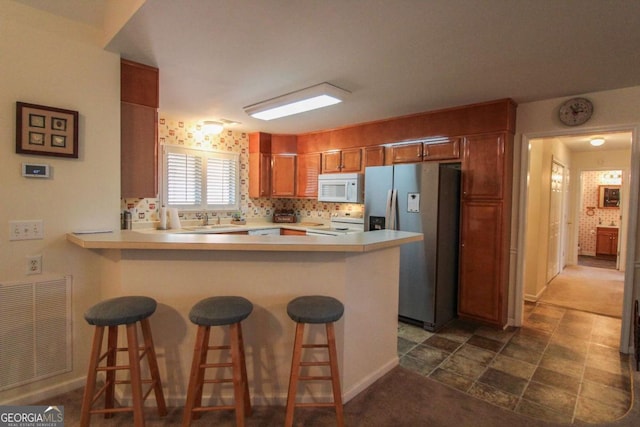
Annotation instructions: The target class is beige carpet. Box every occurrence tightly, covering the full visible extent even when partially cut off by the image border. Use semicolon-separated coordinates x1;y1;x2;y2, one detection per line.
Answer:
539;265;624;317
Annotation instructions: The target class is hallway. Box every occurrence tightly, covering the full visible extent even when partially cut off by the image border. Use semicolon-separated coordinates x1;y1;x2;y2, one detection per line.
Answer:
539;265;624;318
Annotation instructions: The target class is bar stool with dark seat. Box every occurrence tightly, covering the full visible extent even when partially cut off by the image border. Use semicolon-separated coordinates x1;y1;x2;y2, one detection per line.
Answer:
182;296;253;427
80;296;167;427
285;295;345;427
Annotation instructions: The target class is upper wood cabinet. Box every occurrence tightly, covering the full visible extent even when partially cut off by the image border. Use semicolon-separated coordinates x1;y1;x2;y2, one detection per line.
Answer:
297;153;321;198
364;146;385;167
423;138;460;161
249;132;272;198
249;153;271;198
462;134;505;199
121;59;159;108
391;143;422;164
121;59;159;198
321;148;362;173
271;154;296;197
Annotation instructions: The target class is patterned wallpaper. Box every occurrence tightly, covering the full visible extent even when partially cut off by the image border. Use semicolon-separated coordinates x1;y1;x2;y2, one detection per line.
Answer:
578;170;622;255
121;117;362;225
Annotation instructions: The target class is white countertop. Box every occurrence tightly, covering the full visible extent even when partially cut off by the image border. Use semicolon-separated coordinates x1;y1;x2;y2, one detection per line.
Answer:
66;228;423;252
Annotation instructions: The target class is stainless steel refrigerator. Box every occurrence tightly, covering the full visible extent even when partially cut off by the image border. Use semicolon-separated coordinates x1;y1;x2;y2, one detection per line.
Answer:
364;162;461;331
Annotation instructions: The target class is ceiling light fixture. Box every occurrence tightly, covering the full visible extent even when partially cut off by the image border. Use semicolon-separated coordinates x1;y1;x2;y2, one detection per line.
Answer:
202;120;224;134
243;82;350;121
590;138;605;146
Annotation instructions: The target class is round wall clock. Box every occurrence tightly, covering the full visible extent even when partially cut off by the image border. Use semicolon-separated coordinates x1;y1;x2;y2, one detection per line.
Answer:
558;97;593;126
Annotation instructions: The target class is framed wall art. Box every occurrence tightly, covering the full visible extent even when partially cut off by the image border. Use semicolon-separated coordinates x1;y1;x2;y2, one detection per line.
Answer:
16;102;79;158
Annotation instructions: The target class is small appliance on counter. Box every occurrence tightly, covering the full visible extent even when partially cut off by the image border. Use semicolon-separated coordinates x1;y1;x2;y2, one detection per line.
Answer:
273;209;296;223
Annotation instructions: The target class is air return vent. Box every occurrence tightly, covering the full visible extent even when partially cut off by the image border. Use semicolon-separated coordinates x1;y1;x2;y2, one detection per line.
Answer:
0;276;72;391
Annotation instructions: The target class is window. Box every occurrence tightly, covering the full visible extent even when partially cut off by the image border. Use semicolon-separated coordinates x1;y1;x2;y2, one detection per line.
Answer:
161;145;239;211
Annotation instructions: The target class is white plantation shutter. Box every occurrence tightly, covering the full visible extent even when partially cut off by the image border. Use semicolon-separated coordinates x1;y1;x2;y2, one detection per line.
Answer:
166;151;202;206
206;155;238;208
162;146;239;210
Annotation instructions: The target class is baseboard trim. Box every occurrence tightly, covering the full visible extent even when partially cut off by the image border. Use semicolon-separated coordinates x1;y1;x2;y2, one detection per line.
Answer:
524;285;547;302
0;377;86;406
343;356;399;403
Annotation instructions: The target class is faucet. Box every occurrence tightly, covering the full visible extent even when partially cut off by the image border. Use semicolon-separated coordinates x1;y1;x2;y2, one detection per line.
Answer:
202;212;209;225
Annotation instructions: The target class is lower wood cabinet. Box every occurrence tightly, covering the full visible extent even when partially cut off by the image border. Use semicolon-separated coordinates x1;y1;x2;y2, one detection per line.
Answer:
458;201;507;326
281;229;306;236
596;227;619;256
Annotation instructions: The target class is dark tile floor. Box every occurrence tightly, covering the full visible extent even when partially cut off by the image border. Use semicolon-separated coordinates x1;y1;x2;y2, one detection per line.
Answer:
398;302;632;424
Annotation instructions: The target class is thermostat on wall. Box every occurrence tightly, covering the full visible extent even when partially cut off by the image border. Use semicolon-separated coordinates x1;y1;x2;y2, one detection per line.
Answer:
22;163;51;178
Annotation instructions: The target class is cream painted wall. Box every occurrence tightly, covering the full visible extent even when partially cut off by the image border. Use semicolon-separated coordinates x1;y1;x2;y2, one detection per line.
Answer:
523;138;572;300
514;86;640;350
0;3;120;402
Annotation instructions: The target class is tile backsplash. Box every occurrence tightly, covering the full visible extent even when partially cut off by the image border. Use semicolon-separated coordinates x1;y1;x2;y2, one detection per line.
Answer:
121;116;363;225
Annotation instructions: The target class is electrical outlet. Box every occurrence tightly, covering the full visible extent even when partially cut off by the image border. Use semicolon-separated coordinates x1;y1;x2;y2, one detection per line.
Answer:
9;220;44;240
27;255;42;275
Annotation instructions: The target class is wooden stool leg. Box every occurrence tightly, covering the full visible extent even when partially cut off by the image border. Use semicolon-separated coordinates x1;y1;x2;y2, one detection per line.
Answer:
126;323;145;427
80;326;105;427
104;326;118;418
230;323;246;427
140;318;167;416
285;322;305;427
192;326;210;420
237;323;252;416
326;323;344;427
182;325;209;427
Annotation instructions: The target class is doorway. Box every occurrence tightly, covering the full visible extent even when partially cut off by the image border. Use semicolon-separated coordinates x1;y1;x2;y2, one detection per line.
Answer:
519;130;632;321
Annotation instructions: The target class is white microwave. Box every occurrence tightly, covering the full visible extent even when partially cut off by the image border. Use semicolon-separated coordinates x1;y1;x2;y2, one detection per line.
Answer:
317;173;363;203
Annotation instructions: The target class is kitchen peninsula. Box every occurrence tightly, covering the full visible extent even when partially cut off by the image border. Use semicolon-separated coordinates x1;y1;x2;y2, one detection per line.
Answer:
67;229;421;405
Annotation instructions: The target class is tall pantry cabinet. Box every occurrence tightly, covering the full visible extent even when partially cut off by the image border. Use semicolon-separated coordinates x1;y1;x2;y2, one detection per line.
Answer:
459;133;513;327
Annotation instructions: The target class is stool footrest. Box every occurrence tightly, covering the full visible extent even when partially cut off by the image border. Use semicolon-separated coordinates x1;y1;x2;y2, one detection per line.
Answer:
299;375;332;381
302;344;328;349
296;402;338;408
300;361;329;366
200;362;233;368
208;345;231;350
90;407;134;415
192;405;238;413
203;378;234;384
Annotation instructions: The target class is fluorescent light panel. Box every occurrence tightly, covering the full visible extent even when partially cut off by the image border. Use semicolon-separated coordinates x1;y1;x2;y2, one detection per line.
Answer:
244;82;350;121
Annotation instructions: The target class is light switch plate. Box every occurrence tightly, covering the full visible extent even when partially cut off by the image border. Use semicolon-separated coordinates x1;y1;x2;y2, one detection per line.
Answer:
9;220;44;240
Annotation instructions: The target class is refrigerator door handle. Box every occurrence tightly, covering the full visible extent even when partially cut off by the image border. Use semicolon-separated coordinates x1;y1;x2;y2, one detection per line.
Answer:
390;189;398;230
385;189;392;229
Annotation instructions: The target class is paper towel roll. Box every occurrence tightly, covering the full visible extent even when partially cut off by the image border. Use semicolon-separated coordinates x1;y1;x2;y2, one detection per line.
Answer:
158;207;167;229
169;208;181;229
